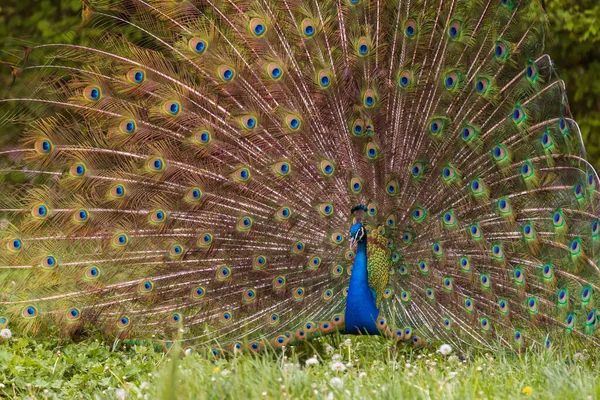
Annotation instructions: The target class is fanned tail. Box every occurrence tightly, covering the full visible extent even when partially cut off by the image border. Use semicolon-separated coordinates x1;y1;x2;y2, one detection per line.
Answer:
0;0;598;353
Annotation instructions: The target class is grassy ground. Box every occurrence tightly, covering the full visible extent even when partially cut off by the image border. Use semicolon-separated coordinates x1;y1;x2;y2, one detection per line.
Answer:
1;332;600;400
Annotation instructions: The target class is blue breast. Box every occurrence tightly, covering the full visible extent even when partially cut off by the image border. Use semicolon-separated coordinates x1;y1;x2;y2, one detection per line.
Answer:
344;240;380;335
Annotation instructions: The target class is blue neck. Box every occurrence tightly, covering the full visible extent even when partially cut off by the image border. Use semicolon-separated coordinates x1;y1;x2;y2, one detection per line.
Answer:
344;240;380;335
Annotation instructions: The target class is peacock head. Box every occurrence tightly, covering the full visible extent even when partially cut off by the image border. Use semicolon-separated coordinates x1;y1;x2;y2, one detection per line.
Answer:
349;204;368;248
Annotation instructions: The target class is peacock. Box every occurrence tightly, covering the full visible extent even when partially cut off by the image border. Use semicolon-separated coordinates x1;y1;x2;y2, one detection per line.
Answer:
1;0;599;355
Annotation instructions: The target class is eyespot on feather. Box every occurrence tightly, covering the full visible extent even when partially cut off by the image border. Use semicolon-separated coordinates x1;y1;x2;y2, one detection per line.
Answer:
138;280;154;294
331;264;344;277
475;77;491;94
318;202;334;217
349;177;363;194
398;70;411;88
385;179;398;196
266;62;284;80
66;307;81;322
237;216;253;232
242;288;257;304
351;119;365;137
7;238;23;252
404;19;418;38
188;37;208;54
275;206;292;221
83;85;102;101
239;115;258;132
365;142;380;160
355;37;371;57
126;69;145;84
318;159;335;177
192;129;212;146
191;286;206;299
300;18;316;37
146;156;165;173
272;161;291;177
31;204;49;219
109;184;126;199
185;187;203;203
494;40;510;61
249;18;268;38
284;114;302;132
292;287;305;301
429;118;448;137
168;244;184;258
69;162;87;178
363;89;377;108
216;265;232;281
307;256;322;270
163;100;181;116
253;255;267;270
148;209;167;225
84;265;100;281
330;232;344;245
34;139;53;154
22;305;37;319
112;232;129;248
273;275;286;290
232;166;251;183
117;316;131;329
444;73;459;91
316;70;332;88
217;65;236;82
73;208;89;223
40;255;58;270
119;119;137;135
292;241;305;254
197;233;213;247
448;20;462;40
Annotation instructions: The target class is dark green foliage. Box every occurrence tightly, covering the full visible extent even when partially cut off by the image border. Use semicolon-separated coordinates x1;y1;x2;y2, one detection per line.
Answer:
545;0;600;169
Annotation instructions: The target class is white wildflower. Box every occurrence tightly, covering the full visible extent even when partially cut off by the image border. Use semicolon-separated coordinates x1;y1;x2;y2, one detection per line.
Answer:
325;345;335;354
330;361;346;372
476;366;483;371
344;339;352;347
438;344;452;356
448;355;459;363
0;329;11;339
262;392;267;396
574;353;585;361
221;369;231;376
405;363;411;369
140;382;150;390
329;377;344;389
115;388;126;400
332;353;342;362
449;371;458;378
0;384;5;389
407;372;413;378
359;372;367;378
305;357;319;366
283;363;298;372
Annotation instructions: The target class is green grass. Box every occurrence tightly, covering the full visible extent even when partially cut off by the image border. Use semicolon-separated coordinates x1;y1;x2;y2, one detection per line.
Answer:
1;332;600;399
